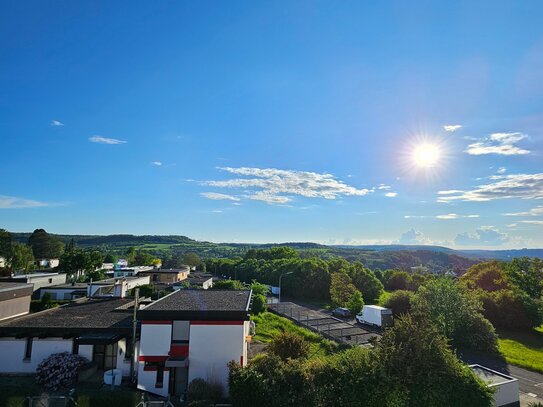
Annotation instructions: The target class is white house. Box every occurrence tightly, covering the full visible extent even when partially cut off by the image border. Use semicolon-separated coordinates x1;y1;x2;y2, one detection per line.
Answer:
136;289;252;398
0;298;137;376
0;272;67;295
0;282;33;321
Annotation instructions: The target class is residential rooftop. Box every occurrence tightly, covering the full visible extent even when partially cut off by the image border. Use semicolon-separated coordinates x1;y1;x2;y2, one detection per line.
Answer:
139;267;190;274
470;364;517;386
0;298;134;336
138;289;252;321
0;282;34;301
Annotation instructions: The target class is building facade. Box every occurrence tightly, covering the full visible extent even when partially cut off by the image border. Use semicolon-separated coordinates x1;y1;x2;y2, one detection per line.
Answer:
136;289;252;397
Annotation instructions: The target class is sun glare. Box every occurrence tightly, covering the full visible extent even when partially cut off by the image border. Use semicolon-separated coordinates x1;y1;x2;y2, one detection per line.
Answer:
413;143;440;168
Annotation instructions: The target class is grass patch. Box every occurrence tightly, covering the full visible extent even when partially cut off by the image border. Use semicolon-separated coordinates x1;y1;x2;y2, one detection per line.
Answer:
0;376;144;407
252;312;339;358
498;325;543;373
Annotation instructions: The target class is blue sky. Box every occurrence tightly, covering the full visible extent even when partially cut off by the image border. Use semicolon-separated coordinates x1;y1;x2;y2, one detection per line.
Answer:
1;1;543;248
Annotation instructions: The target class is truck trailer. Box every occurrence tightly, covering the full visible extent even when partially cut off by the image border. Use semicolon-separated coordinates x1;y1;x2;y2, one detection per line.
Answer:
356;305;393;327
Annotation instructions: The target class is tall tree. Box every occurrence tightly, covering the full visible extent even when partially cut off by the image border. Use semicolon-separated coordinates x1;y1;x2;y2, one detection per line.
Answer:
28;229;63;259
329;272;357;307
10;243;34;273
0;229;12;261
348;262;383;303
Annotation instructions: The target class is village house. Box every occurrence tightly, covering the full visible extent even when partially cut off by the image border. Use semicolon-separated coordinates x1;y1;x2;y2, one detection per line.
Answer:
136;289;252;397
0;282;33;321
138;266;190;285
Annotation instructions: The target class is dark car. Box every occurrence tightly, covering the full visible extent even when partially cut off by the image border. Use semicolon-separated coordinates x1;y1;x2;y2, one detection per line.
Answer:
332;307;351;318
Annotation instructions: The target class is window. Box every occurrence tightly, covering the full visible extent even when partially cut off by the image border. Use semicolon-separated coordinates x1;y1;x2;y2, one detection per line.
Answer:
125;339;132;360
155;366;164;388
171;321;190;343
48;278;53;284
24;337;33;361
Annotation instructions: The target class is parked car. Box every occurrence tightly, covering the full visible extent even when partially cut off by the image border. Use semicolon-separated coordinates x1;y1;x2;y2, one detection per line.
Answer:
355;305;393;327
332;307;351;318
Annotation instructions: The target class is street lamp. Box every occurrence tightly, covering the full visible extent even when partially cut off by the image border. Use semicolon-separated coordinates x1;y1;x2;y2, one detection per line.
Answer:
278;272;293;303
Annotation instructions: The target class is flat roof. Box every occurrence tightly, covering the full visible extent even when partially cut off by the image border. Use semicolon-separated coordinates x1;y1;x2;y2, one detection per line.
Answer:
0;298;134;336
469;364;517;386
42;283;89;290
138;289;252;321
0;282;34;301
139;267;190;274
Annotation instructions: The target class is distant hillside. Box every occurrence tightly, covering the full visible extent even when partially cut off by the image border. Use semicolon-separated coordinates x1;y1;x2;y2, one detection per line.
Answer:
9;232;542;274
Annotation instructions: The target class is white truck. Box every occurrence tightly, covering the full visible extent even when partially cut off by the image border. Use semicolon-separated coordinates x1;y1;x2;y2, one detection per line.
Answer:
356;305;393;327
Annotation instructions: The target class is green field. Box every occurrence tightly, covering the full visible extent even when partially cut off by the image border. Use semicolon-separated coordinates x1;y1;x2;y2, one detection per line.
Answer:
498;325;543;373
252;311;339;358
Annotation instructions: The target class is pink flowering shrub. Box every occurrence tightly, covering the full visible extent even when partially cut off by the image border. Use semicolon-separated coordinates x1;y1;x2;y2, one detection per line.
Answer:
36;352;89;390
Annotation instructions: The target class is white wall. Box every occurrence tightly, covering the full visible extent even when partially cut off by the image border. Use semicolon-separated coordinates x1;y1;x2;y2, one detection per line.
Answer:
137;365;170;397
493;380;520;407
79;344;93;361
0;338;73;373
188;323;246;393
140;324;171;356
116;338;132;376
40;288;76;300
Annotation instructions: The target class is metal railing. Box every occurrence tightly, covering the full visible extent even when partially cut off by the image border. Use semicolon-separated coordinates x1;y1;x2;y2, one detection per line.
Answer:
25;389;77;407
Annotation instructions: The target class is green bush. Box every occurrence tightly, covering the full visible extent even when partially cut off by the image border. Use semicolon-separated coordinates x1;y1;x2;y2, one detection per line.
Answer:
187;378;223;403
383;290;413;316
268;331;310;361
252;293;267;314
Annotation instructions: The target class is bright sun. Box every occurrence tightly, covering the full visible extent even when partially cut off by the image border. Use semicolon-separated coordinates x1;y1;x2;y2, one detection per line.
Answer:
413;143;440;168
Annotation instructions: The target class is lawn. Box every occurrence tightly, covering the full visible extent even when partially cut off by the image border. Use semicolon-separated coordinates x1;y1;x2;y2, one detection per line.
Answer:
0;376;144;407
498;325;543;373
252;311;339;358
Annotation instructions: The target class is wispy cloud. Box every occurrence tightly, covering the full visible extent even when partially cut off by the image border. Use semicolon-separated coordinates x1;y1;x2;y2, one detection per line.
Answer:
211;209;223;213
204;167;372;205
89;135;127;145
436;213;480;220
385;192;398;198
496;167;507;174
454;226;509;246
378;184;391;190
465;132;530;155
151;161;163;166
437;173;543;203
443;124;462;132
519;220;543;225
0;195;50;209
51;120;64;127
200;192;241;202
404;215;427;219
503;206;543;217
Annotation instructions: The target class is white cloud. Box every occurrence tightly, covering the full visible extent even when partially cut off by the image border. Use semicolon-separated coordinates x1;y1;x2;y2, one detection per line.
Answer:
378;184;391;190
497;167;507;174
204;166;372;205
385;192;398;198
437;173;543;203
211;209;223;213
200;192;241;202
503;206;543;217
465;132;530;155
151;161;162;166
437;190;465;195
519;220;543;225
397;228;429;245
436;213;480;220
404;215;427;219
0;195;49;209
89;135;127;145
444;124;462;132
454;226;509;246
51;120;64;126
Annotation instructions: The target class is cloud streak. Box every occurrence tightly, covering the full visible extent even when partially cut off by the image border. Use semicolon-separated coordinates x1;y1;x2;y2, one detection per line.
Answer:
436;213;480;219
504;206;543;217
200;192;241;202
0;195;50;209
438;173;543;202
465;132;530;155
89;135;127;145
204;167;372;205
443;124;462;132
51;120;64;126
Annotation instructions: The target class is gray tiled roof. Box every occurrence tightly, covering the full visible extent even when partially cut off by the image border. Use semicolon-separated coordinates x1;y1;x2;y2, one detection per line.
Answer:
0;298;133;333
143;290;251;312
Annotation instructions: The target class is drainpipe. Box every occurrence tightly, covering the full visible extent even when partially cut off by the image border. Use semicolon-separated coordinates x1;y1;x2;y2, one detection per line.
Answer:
130;288;139;383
